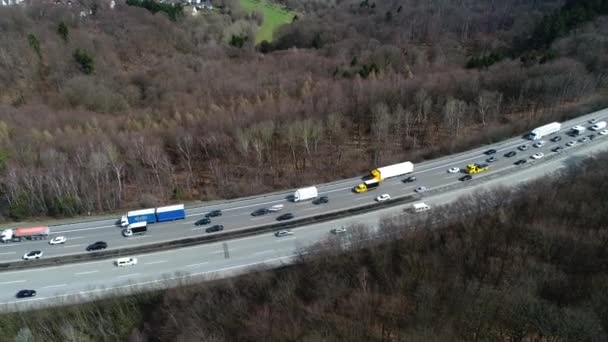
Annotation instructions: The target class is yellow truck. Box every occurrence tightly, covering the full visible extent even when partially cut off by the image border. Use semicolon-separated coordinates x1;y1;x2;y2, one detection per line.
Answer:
354;161;415;193
353;180;380;193
466;163;490;174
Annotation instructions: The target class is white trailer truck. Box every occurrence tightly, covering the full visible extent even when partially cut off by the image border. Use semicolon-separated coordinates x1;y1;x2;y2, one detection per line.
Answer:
370;162;414;181
1;226;50;242
528;122;561;140
293;186;318;202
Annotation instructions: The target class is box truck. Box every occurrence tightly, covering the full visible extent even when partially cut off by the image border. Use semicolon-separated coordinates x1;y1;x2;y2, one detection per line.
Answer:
120;204;186;227
1;226;50;243
590;121;607;131
528;122;561;140
370;162;414;181
293;186;318;202
123;221;148;237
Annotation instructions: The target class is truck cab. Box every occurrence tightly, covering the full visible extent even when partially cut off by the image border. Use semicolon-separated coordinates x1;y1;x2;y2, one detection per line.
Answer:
466;163;489;174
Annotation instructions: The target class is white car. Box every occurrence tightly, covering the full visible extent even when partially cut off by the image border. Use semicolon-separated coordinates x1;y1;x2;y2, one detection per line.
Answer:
376;194;391;202
415;186;427;193
49;236;67;245
579;136;590;143
566;141;576;147
531;152;544;159
23;250;43;260
331;227;347;234
447;167;460;173
275;230;293;237
589;118;597;123
532;141;545;148
518;144;529;151
268;204;284;212
599;130;608;136
115;257;138;267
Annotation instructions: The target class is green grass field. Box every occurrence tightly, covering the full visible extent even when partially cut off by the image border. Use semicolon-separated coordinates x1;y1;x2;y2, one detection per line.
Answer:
239;0;296;43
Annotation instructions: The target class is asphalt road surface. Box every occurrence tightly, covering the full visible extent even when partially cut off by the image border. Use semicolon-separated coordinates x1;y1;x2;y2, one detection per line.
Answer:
1;110;608;311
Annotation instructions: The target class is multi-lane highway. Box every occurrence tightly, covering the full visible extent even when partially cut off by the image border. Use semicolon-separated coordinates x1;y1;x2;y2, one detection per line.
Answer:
1;108;608;310
2;128;608;311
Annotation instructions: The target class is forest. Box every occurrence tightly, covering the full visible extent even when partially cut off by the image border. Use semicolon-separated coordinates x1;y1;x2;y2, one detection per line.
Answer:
0;0;607;220
2;149;607;341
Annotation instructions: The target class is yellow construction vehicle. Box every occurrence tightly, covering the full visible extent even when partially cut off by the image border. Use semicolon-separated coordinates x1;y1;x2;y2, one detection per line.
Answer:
354;180;380;193
466;163;490;174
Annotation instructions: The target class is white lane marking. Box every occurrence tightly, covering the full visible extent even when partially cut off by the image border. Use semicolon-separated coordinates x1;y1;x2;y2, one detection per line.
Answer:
42;284;67;289
143;260;167;265
62;244;85;248
302;207;321;211
126;235;150;240
75;270;98;276
354;196;372;201
253;250;274;255
191;227;206;231
118;273;141;278
250;217;267;221
53;225;117;234
0;280;26;285
0;252;16;255
275;237;296;242
210;250;226;254
65;236;86;240
186;262;209;268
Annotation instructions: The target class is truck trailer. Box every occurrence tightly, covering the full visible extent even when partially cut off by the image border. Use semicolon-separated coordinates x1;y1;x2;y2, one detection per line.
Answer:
354;180;380;193
370;162;414;181
293;186;318;202
528;122;561;140
1;226;50;243
123;222;148;237
121;204;186;227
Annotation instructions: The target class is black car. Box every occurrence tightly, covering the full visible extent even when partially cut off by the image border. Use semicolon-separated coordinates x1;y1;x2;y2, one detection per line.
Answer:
403;176;417;183
206;210;222;218
588;134;596;140
86;241;107;251
550;136;562;142
459;175;473;181
276;213;294;221
552;146;564;153
312;196;329;205
514;159;527;165
205;225;224;233
504;151;517;158
251;208;269;216
195;217;211;225
484;149;497;155
16;289;36;298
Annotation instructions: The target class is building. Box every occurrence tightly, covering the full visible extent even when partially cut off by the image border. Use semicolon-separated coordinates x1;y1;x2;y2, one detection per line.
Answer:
0;0;24;6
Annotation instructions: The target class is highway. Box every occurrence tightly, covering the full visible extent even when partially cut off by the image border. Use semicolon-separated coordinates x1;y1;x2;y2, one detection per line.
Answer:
1;108;608;263
2;129;608;311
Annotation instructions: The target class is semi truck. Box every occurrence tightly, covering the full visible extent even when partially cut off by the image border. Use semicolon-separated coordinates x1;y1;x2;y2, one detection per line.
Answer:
354;180;380;193
120;204;186;227
1;226;50;243
466;163;489;174
528;122;561;140
123;222;148;237
370;162;414;181
293;186;318;202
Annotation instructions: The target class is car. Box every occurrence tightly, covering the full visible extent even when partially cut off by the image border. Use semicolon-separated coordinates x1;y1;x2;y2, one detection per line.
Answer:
599;130;608;136
195;217;211;225
589;118;597;123
205;225;224;233
518;144;529;151
49;236;67;245
484;149;497;155
16;290;36;298
206;210;222;218
532;140;545;148
447;167;460;173
514;159;527;165
276;213;294;221
312;196;329;205
531;152;544;159
268;204;284;212
486;156;497;163
550;136;562;142
251;208;269;217
504;151;517;158
331;227;347;234
459;175;473;181
579;136;590;143
588;134;596;140
403;176;417;183
86;241;108;251
414;186;427;193
23;250;43;260
115;257;138;267
275;230;294;237
552;146;564;153
566;141;576;147
376;194;391;202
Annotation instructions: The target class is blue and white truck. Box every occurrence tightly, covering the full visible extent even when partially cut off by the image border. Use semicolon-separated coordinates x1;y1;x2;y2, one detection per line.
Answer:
120;204;186;227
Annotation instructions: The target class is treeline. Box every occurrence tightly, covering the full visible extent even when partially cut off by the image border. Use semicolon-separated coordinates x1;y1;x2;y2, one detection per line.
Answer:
3;151;608;341
0;0;606;220
126;0;183;21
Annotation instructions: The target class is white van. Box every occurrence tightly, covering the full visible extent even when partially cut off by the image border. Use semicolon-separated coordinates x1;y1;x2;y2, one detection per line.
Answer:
115;257;138;267
268;204;284;212
412;202;431;213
